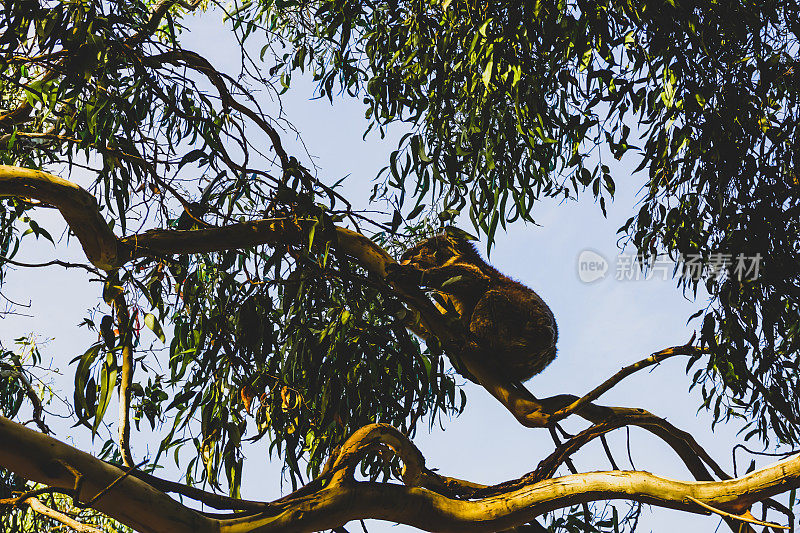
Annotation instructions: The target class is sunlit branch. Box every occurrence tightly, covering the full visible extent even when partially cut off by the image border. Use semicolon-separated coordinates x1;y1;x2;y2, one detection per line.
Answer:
0;165;733;490
1;416;798;533
22;496;103;533
548;338;706;422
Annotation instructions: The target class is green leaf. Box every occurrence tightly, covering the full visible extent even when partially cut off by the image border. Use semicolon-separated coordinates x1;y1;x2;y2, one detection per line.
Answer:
406;203;426;219
93;351;118;436
440;275;464;287
482;60;493;87
145;313;166;343
73;343;102;426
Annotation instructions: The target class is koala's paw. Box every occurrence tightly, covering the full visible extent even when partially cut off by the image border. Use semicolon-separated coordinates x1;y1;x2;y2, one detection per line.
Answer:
385;262;423;285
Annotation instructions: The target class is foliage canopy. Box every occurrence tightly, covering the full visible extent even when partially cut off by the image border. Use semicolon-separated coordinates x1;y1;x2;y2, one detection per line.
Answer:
0;0;799;530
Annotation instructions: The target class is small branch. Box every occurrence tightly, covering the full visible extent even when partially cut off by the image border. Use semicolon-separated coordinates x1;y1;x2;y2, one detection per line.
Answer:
120;467;268;512
0;254;101;275
111;288;135;468
24;496;104;533
686;496;788;529
142;50;289;168
16;370;50;435
549;339;706;422
129;0;201;44
0;485;75;506
84;459;148;508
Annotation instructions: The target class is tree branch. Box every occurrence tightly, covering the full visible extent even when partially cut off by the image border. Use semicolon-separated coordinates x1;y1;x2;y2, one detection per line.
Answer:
0;166;119;270
0;166;729;481
548;339;705;422
110;287;135;467
2;416;796;533
326;424;426;487
0;365;50;434
686;496;787;529
23;496;104;533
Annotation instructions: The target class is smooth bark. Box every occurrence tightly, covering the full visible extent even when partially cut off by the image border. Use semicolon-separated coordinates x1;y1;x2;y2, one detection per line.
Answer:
1;416;798;533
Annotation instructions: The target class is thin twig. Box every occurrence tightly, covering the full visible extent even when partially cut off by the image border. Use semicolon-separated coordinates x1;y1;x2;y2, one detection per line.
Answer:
0;254;101;275
0;485;74;506
686;496;788;529
84;459;147;508
599;434;619;470
0;366;49;434
120;467;268;511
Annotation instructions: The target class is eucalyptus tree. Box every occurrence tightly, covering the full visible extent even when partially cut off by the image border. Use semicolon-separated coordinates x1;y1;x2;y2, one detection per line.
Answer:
0;0;798;532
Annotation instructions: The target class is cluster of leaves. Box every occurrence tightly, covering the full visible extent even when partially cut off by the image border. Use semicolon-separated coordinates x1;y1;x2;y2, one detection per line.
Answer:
614;1;800;443
0;0;282;233
67;210;464;496
115;230;462;491
1;0;465;497
0;345;29;423
0;201;16;286
237;0;800;443
1;347;32;527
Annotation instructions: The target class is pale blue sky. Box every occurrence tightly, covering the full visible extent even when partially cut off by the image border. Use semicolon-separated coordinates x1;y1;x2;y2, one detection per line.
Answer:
0;9;787;532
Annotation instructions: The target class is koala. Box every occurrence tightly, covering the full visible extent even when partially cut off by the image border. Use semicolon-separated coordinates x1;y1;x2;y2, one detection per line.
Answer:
386;232;557;382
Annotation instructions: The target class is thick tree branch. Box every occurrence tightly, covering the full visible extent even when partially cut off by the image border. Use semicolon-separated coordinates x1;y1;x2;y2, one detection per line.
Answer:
0;416;216;533
1;416;797;533
0;166;119;270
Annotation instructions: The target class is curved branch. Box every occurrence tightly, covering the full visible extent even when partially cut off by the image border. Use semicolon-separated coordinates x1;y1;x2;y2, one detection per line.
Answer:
686;496;787;529
327;424;426;487
0;365;50;434
122;468;268;512
474;411;730;504
141;49;290;169
0;166;119;270
2;415;799;533
549;341;705;422
0;166;728;480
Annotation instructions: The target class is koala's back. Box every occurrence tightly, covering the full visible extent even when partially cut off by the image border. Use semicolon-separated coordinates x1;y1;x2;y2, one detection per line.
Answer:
468;274;558;382
400;234;558;382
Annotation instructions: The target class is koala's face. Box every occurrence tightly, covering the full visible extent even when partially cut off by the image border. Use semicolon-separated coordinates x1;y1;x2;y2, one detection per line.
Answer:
400;236;458;268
